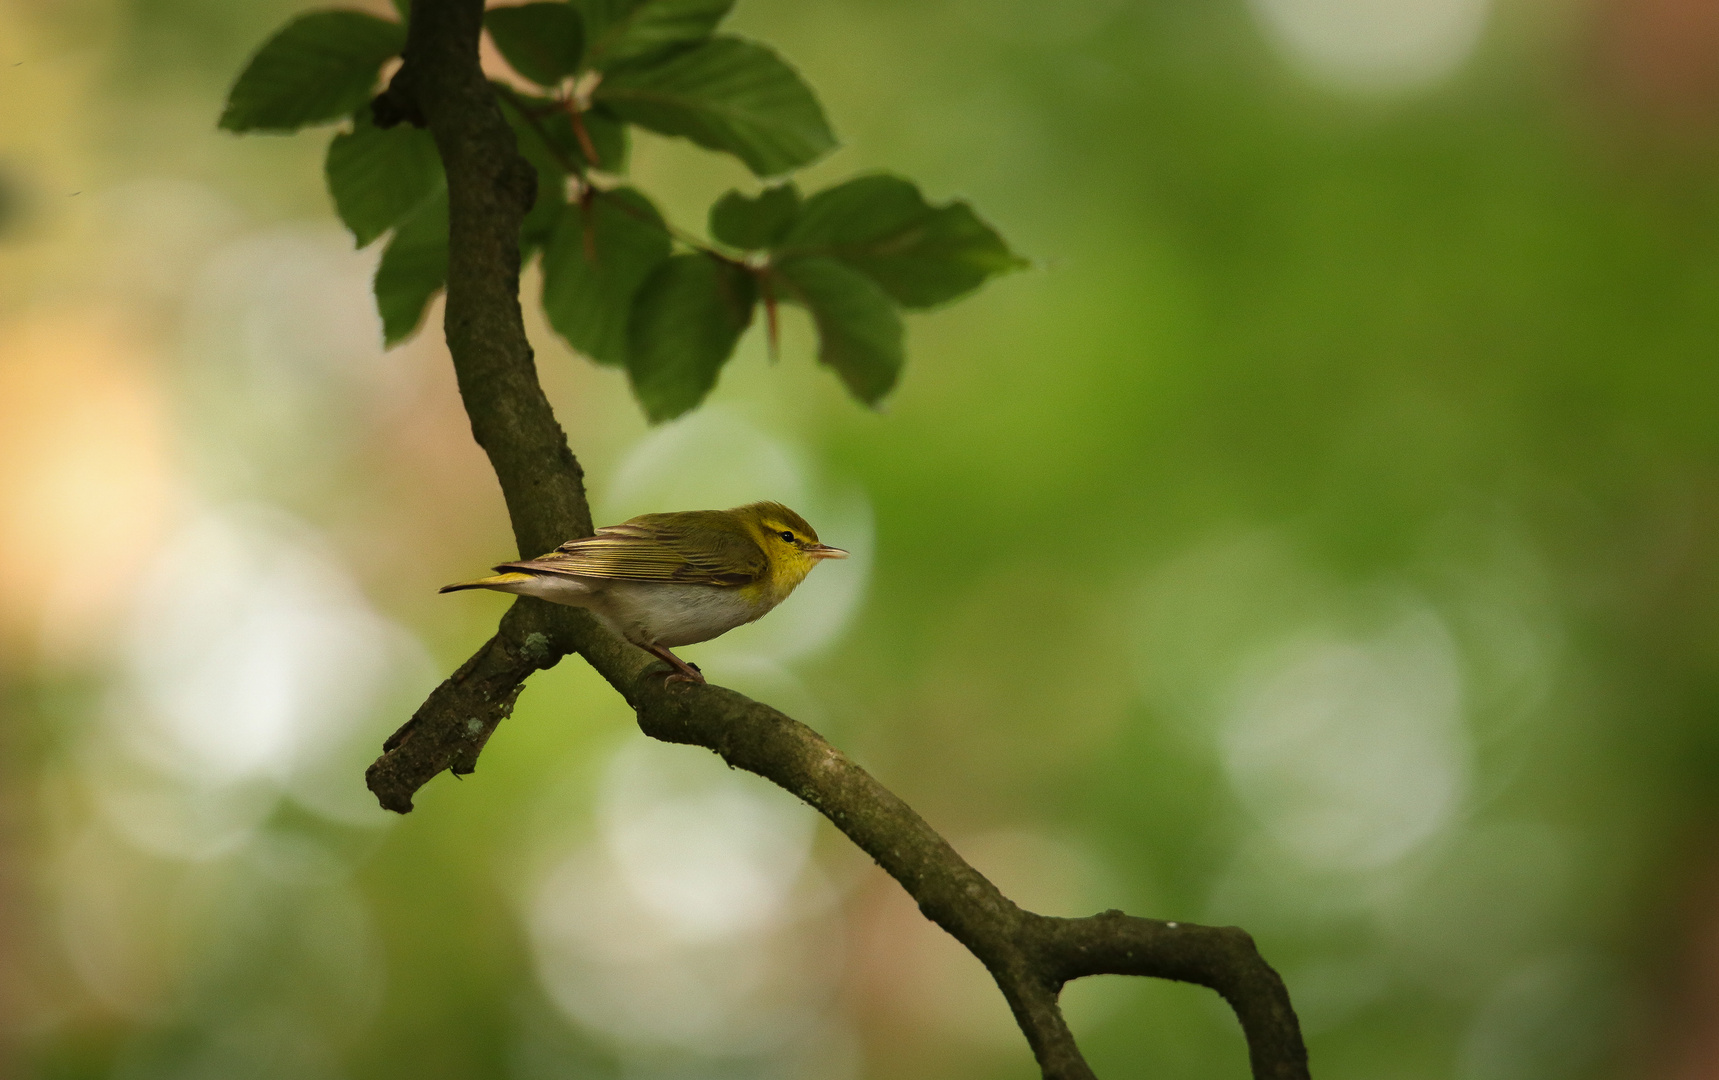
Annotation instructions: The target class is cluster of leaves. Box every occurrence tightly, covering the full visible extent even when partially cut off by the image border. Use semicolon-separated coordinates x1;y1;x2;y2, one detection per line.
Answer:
219;0;1023;422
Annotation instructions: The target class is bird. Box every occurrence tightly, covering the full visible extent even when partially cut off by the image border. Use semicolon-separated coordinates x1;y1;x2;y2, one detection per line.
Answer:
439;502;848;683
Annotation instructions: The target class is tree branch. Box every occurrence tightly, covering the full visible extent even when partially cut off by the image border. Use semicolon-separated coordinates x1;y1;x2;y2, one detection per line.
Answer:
369;3;1309;1077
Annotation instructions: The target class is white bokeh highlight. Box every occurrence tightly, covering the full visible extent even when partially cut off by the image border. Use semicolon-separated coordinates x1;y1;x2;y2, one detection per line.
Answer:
1221;606;1469;871
178;223;424;497
122;504;411;783
599;737;818;942
1250;0;1492;93
527;739;843;1063
96;503;429;856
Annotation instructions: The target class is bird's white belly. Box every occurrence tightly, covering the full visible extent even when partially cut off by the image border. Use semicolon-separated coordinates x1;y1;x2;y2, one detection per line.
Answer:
518;574;761;648
597;581;762;647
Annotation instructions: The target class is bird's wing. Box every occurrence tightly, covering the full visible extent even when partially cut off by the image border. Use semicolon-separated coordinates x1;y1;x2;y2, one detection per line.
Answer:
496;521;765;587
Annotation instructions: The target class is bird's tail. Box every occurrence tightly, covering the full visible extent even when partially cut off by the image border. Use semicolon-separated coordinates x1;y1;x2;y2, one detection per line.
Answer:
439;572;535;594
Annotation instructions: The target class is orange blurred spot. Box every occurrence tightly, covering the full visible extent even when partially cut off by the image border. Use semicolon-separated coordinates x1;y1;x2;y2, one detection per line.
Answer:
0;315;176;664
1600;0;1719;116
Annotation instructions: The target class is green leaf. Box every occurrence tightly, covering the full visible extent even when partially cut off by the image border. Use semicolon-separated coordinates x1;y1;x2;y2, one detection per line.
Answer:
627;253;756;421
325;110;443;248
771;256;903;406
709;183;798;249
497;90;629;173
545;104;630;173
374;189;449;346
485;3;584;87
497;96;570;258
780;173;1025;309
581;106;630;172
577;0;733;71
518;157;567;262
389;0;412;24
541;188;671;365
596;36;834;178
220;11;405;133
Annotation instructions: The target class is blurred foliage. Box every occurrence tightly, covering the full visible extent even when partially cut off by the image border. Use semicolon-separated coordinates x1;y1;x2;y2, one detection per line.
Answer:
219;0;1020;414
5;0;1719;1079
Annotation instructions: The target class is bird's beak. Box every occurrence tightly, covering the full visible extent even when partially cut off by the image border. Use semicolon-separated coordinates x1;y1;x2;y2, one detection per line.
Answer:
805;544;849;560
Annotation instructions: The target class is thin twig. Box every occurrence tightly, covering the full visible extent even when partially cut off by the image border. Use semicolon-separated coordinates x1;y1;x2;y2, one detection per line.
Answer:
494;81;722;256
494;82;584;176
567;103;601;168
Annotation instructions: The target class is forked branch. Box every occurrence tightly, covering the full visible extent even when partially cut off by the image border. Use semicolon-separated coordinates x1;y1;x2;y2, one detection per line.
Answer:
368;3;1309;1077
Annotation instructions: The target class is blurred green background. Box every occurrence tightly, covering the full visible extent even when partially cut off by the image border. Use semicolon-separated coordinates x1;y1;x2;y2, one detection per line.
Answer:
4;0;1719;1077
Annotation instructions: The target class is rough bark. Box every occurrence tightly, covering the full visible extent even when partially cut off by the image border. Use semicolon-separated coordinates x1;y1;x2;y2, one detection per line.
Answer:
368;3;1310;1077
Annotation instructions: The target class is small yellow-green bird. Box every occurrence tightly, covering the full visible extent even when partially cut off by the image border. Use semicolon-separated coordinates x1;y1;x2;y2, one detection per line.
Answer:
440;502;847;683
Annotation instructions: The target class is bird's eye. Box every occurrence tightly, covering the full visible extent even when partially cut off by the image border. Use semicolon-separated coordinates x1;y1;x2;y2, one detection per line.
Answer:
778;531;796;542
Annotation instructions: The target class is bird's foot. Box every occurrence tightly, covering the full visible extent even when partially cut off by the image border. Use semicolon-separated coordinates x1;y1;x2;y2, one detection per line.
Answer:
645;646;705;685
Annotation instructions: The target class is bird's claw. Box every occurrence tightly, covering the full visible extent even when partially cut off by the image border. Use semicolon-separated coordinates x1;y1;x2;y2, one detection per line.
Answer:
644;646;704;685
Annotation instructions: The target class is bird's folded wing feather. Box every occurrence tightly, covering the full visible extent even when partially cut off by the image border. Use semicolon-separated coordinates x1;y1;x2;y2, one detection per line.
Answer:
495;522;765;587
